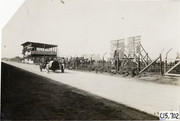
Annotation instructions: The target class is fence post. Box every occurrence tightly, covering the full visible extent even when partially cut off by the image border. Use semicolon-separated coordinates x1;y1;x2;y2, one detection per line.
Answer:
138;55;140;73
116;58;119;72
103;57;104;71
160;54;163;75
164;57;167;74
90;58;92;70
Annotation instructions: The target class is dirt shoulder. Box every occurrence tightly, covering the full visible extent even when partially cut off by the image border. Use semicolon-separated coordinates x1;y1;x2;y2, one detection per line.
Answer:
82;69;180;86
136;72;180;86
1;62;158;120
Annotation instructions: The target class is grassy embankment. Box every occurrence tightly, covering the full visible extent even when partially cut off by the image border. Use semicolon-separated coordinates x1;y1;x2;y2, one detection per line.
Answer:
1;62;158;120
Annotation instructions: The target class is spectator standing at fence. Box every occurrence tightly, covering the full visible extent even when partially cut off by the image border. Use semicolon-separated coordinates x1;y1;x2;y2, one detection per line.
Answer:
61;62;65;73
60;58;65;73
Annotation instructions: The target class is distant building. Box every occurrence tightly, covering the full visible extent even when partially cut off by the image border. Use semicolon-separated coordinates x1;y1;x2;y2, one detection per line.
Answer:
21;41;58;63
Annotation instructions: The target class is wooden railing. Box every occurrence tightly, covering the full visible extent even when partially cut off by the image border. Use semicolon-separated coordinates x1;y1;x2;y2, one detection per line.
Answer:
31;51;56;55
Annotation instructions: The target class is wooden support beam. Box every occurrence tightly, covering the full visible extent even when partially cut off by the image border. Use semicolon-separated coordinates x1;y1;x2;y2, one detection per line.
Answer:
140;53;148;66
165;73;180;77
138;55;140;73
164;57;167;74
140;43;152;62
165;61;180;74
117;58;119;72
142;54;147;60
165;59;180;61
140;43;148;55
139;55;160;74
146;53;149;65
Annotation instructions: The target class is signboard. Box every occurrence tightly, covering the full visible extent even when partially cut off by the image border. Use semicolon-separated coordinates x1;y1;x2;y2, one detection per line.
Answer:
127;36;141;55
110;39;125;59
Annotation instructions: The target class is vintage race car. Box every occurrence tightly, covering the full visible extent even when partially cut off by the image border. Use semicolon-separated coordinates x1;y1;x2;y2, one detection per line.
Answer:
40;59;64;73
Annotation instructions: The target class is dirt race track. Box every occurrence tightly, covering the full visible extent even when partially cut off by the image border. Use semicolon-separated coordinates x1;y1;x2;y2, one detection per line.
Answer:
1;62;159;120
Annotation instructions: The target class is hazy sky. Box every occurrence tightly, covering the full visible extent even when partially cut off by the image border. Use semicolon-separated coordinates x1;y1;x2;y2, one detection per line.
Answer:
2;0;180;59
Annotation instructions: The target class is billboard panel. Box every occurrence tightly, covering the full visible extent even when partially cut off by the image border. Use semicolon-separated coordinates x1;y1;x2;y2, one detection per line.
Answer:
110;39;125;59
127;36;141;55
